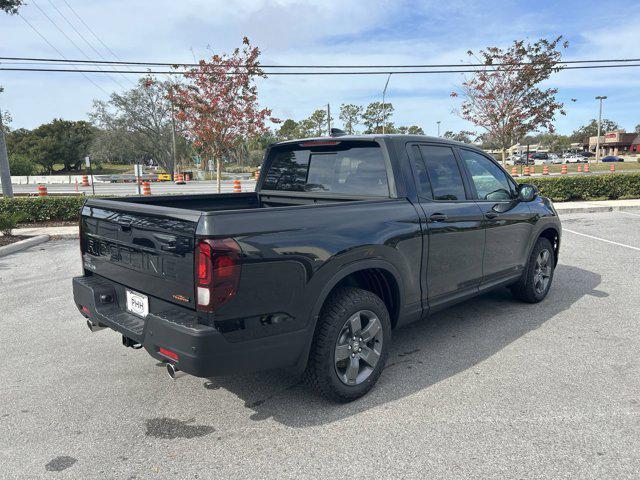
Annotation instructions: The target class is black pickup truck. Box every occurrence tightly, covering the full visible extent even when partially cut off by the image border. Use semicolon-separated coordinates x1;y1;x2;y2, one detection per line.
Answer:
73;134;561;401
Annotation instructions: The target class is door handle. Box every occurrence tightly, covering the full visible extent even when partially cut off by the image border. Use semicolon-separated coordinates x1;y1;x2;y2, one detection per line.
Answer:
485;212;499;219
429;213;448;222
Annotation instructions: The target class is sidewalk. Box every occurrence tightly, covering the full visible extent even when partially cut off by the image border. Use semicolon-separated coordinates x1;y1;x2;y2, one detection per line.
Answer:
553;198;640;214
4;199;640;241
10;225;79;239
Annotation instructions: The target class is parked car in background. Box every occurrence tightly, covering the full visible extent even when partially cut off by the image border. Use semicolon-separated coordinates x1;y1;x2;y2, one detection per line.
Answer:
73;134;561;401
580;151;595;158
601;155;624;162
548;153;562;164
564;155;586;164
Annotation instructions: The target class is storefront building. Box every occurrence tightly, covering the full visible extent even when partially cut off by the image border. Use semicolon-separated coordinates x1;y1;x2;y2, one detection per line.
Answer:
588;130;640;156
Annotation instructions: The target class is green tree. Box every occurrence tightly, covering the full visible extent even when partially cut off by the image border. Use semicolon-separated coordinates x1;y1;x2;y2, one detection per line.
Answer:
570;119;619;142
362;102;394;134
305;109;331;136
0;0;24;14
91;77;181;173
339;104;363;134
396;125;425;135
89;129;153;165
8;153;36;175
276;119;299;140
443;130;476;143
635;124;640;133
6;120;95;174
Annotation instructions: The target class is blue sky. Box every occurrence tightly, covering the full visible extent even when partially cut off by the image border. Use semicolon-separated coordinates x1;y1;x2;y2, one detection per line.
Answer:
1;0;639;135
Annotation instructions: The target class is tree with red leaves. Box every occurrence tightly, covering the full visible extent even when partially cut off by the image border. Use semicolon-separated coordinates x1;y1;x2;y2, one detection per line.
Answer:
451;37;568;163
170;37;275;192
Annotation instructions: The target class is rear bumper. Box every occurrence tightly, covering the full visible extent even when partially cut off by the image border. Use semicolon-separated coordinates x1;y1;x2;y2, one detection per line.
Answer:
72;275;308;377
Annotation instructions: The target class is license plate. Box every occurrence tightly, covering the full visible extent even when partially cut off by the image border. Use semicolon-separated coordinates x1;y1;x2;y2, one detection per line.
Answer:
126;290;149;318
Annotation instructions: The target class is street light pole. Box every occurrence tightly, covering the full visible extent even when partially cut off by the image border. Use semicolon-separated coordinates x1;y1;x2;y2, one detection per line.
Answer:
595;95;607;163
437;121;441;137
0;104;14;198
381;73;392;134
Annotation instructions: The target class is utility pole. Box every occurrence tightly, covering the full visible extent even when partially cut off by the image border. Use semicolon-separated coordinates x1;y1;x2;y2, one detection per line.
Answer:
437;121;441;137
0;104;13;198
327;103;331;135
595;95;607;163
169;83;179;174
381;73;392;134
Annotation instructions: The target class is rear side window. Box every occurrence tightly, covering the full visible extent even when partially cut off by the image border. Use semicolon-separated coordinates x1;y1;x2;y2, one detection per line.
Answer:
262;141;389;196
418;145;467;201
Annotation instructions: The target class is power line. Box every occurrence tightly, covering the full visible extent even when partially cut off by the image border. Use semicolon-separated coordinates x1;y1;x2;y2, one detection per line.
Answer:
46;0;135;87
30;0;126;89
1;55;640;69
2;63;640;76
16;13;109;94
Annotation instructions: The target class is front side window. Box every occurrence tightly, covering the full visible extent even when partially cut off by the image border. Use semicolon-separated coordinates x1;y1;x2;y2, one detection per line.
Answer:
262;141;389;196
419;145;467;201
460;149;514;201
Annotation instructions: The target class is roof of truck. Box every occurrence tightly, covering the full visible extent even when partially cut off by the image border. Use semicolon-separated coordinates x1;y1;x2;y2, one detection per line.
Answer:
272;134;478;149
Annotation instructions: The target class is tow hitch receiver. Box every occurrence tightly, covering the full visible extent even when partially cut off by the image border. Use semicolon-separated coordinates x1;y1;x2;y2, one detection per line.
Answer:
122;335;142;349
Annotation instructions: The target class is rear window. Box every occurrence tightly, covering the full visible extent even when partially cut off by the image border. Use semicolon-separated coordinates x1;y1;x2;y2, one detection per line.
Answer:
262;141;389;196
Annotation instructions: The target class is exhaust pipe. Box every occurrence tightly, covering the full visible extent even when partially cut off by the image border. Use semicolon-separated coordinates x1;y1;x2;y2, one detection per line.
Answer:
166;363;187;380
86;319;105;332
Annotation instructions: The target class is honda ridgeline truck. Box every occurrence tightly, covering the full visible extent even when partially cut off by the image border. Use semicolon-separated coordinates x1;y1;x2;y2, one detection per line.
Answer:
73;134;561;401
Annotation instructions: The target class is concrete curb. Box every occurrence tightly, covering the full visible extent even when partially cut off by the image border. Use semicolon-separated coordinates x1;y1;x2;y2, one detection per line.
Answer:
0;234;50;258
50;233;79;240
556;205;640;215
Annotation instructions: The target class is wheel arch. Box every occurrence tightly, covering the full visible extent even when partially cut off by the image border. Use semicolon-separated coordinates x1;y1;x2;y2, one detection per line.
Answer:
292;260;404;374
537;226;560;266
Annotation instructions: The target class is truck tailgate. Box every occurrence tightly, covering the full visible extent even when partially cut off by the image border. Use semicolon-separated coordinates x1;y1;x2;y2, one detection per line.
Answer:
80;204;199;309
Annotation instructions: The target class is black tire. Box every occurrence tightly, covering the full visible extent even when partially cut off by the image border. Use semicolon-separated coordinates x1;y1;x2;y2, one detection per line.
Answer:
510;237;555;303
304;287;391;402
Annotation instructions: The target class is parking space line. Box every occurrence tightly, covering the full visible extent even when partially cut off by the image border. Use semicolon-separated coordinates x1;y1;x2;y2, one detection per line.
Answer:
563;228;640;251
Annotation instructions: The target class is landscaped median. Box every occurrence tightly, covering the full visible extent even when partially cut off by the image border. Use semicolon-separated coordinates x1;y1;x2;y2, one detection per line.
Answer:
516;173;640;202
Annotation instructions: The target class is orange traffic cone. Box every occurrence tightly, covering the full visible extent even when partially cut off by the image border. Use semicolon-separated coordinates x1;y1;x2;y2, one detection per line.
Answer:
584;164;590;173
561;164;568;175
254;170;260;180
38;184;48;196
82;175;89;187
577;164;582;173
233;179;242;193
610;163;615;172
530;165;535;174
511;166;518;177
175;173;185;184
542;165;549;175
142;181;151;195
523;166;530;176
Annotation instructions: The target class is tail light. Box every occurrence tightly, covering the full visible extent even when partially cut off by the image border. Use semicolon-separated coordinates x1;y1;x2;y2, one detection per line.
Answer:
195;238;242;312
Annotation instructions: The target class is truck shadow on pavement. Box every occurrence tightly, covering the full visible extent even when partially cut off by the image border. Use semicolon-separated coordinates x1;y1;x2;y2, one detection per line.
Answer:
202;264;606;427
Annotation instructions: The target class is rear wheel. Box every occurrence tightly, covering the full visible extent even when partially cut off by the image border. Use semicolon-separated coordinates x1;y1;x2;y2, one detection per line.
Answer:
305;287;391;402
511;237;555;303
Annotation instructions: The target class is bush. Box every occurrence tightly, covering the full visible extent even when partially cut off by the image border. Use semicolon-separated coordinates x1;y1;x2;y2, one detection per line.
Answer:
0;212;25;235
8;154;37;176
517;173;640;201
0;196;85;223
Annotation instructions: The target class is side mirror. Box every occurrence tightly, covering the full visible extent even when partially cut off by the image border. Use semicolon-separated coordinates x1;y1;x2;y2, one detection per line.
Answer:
518;184;538;202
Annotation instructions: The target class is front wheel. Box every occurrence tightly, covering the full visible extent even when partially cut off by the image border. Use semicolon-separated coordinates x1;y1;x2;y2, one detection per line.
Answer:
511;237;555;303
304;287;391;402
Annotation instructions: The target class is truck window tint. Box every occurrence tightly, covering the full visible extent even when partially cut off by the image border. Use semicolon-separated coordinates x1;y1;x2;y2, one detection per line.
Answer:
263;143;389;196
409;145;432;199
460;149;513;201
419;145;466;201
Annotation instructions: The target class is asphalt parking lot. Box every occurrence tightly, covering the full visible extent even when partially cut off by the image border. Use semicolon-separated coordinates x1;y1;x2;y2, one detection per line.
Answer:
1;210;639;479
